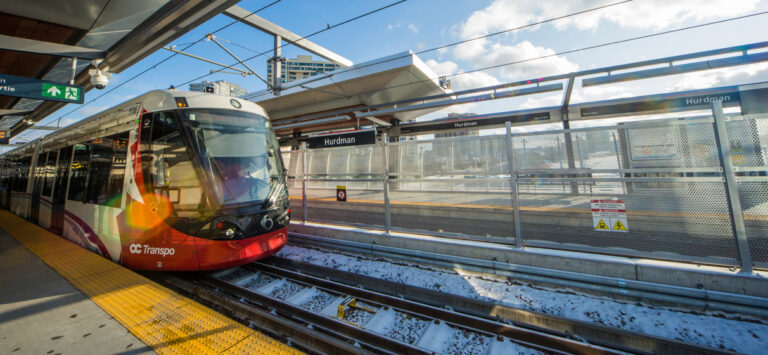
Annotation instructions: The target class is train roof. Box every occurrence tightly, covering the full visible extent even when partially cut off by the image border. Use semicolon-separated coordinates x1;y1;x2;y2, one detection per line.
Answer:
2;90;267;157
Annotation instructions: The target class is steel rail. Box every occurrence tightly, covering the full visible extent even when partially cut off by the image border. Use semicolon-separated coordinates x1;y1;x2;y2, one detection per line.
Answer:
199;273;430;355
245;263;621;355
260;257;733;355
156;273;367;355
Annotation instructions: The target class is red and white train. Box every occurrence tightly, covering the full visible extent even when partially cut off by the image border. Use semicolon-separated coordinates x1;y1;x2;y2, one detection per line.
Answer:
0;90;289;270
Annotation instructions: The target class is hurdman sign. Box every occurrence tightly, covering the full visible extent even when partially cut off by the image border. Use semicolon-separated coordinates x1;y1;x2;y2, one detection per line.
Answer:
307;129;376;149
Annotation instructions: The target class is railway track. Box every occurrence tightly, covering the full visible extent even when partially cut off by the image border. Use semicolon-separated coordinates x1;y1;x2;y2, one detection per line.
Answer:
156;257;731;355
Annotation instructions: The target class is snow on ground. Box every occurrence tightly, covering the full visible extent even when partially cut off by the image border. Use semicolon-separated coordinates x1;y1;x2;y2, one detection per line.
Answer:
277;245;768;354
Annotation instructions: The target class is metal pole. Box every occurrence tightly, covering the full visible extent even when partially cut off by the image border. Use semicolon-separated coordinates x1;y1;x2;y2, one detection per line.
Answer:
505;122;523;248
301;142;307;224
612;132;626;195
711;101;752;273
450;140;455;192
382;133;391;233
69;57;77;85
272;35;282;94
522;139;527;169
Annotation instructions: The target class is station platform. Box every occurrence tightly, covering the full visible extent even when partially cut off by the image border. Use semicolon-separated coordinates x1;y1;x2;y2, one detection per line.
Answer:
0;210;300;355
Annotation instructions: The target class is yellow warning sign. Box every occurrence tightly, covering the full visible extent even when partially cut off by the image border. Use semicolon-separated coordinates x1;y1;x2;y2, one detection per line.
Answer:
595;219;610;230
613;219;627;231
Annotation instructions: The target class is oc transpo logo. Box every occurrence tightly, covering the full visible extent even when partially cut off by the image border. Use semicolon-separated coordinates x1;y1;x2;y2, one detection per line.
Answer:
128;243;176;257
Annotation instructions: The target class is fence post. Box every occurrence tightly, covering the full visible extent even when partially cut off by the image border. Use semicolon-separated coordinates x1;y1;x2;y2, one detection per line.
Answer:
611;132;626;195
711;101;752;273
382;133;392;233
301;142;308;224
505;122;523;248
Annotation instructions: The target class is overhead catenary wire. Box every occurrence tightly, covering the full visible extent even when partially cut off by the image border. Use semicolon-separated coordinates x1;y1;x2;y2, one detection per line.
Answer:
272;8;768;110
13;0;284;142
20;0;620;136
14;0;401;143
173;0;409;88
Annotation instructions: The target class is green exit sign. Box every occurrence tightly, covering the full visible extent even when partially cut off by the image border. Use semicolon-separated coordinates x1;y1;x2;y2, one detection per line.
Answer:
0;73;84;104
42;83;81;101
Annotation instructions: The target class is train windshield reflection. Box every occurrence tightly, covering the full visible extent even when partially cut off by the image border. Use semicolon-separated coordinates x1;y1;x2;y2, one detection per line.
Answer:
180;109;283;206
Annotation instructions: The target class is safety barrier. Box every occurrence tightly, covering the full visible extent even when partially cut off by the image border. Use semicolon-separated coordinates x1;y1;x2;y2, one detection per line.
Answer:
286;102;768;272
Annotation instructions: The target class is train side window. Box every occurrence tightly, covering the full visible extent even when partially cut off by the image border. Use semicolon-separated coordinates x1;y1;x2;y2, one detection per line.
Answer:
105;132;129;208
147;112;205;211
42;150;58;197
67;144;91;202
85;138;115;205
14;157;31;192
34;152;48;192
52;147;73;204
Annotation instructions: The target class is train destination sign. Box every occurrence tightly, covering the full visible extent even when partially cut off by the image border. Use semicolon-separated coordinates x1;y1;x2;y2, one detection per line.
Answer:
0;73;84;104
307;129;376;149
399;111;551;134
0;129;9;145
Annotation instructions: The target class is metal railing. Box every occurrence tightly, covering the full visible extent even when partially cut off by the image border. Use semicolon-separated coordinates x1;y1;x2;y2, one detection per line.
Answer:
286;104;768;272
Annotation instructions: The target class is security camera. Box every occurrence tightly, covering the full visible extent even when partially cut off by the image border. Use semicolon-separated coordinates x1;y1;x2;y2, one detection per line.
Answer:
88;59;112;90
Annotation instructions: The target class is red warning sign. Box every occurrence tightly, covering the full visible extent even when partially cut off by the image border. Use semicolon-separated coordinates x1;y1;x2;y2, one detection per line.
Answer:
336;185;347;202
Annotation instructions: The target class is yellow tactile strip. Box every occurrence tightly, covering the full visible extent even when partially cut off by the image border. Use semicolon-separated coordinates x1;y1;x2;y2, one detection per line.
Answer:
0;210;301;355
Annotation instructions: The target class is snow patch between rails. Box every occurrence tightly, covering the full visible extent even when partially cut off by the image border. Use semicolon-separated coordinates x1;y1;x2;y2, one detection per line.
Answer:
277;245;768;354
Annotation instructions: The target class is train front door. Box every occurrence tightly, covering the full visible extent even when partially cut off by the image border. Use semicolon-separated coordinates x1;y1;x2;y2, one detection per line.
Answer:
51;147;72;233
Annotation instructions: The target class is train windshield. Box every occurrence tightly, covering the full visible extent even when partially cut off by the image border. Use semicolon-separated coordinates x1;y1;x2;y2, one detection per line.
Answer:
179;109;284;207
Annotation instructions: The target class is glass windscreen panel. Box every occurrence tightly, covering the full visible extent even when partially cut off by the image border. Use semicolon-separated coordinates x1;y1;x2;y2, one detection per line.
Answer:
180;109;284;206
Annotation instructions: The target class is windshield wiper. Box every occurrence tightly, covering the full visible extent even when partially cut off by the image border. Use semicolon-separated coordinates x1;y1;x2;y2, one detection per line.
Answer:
262;171;286;209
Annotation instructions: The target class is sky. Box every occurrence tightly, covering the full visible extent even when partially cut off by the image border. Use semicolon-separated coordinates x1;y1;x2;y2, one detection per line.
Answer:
7;0;768;147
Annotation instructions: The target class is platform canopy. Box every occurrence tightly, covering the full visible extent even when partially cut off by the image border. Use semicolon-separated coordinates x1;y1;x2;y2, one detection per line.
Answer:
242;51;451;136
0;0;241;138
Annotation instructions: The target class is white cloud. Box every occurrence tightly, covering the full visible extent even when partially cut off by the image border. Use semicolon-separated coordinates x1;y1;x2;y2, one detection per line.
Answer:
458;0;760;38
671;62;768;91
387;23;419;34
453;39;579;80
425;59;501;91
520;84;637;109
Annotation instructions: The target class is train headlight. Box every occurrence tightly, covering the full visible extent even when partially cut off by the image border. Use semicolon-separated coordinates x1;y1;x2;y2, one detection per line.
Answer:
260;215;274;230
224;227;236;238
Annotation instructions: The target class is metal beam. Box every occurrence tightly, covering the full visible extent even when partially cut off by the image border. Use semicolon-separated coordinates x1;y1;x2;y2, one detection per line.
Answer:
273;115;351;130
364;116;391;127
27;126;58;131
207;35;271;87
583;51;768;87
223;5;353;67
357;83;564;119
0;109;31;116
0;34;104;59
162;46;250;75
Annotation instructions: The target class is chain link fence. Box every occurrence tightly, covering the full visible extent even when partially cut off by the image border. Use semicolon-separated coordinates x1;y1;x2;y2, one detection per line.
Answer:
286;106;768;270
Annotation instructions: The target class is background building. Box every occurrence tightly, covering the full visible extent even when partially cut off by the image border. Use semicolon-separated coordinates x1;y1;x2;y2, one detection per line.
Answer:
267;55;342;83
189;80;248;97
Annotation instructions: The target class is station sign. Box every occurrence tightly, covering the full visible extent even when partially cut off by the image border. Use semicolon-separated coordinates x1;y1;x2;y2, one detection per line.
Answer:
399;111;551;134
580;90;741;119
0;129;9;145
0;73;84;104
307;129;376;149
